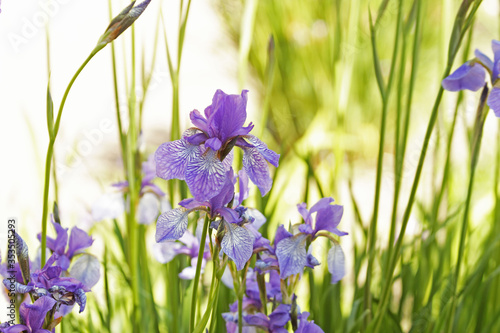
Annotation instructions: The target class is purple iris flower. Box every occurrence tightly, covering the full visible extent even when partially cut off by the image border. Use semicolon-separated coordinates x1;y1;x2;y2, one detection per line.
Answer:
295;311;324;333
155;89;280;202
36;220;93;271
442;40;500;117
153;229;211;279
156;168;257;270
92;154;170;224
243;304;291;333
3;254;89;314
0;296;57;333
274;198;347;281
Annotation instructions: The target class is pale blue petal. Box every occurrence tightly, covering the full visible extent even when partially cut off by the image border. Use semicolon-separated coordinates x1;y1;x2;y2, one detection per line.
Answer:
156;208;190;242
137;192;160;224
221;221;253;270
276;234;308;278
185;148;226;201
327;243;346;283
242;147;273;196
152;241;182;264
155;139;200;181
69;254;100;289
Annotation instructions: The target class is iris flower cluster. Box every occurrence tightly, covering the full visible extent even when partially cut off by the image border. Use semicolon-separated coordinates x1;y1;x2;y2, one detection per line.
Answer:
0;220;99;332
153;89;347;332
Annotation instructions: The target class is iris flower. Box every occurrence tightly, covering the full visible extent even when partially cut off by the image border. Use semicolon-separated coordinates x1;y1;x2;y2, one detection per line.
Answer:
0;296;57;333
155;89;279;202
442;40;500;117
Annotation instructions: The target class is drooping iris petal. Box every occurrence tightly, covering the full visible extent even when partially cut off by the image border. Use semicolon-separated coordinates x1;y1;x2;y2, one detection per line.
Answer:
244;313;269;328
474;49;493;72
315;205;346;236
276;234;308;278
328;243;346;283
185;148;226;201
67;227;94;259
492;40;500;80
22;296;57;331
243;135;280;167
242;147;273;196
442;62;486;92
137;192;160;224
155;139;199;181
156;208;190;242
222;150;234;171
220;221;253;270
74;288;87;313
268;304;292;329
487;87;500;117
296;312;324;333
69;254;100;289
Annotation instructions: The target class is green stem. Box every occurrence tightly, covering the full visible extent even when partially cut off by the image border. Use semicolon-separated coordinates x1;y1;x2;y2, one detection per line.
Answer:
445;86;489;332
190;215;209;332
40;46;103;267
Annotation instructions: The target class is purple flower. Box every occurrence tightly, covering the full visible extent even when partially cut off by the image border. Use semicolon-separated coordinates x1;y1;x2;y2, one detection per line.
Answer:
36;220;94;271
0;296;57;333
155;89;280;202
156;168;255;270
295;311;324;333
274;198;347;281
243;304;291;333
442;40;500;117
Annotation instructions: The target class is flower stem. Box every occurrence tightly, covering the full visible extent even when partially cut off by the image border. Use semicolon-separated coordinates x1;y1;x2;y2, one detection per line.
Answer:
190;215;209;332
445;85;489;332
40;46;103;267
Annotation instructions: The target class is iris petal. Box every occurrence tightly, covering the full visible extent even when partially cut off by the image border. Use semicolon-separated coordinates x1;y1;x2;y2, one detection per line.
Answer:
487;87;500;117
328;243;346;284
156;208;190;242
186;148;226;201
242;147;273;196
442;62;486;92
276;234;308;278
155;139;200;181
220;221;253;270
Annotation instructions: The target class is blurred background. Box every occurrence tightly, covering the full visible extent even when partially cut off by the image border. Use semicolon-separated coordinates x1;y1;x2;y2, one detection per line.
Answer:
1;0;500;331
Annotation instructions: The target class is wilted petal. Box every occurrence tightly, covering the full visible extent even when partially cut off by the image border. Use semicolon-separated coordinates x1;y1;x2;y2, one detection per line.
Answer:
69;254;100;289
328;243;346;283
276;234;308;279
74;288;87;313
155;139;199;181
487;87;500;117
14;233;30;284
243;135;280;167
186;149;226;201
442;62;486;92
221;221;253;270
91;192;125;221
242;147;273;196
67;227;94;259
156;208;190;242
137;192;160;224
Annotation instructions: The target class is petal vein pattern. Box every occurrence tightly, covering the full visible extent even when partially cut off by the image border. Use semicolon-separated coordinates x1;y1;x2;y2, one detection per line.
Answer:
156;208;190;242
186;149;226;201
155;139;199;181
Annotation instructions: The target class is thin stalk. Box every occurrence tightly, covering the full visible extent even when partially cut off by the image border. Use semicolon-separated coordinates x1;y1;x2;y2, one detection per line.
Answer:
40;46;103;267
190;215;209;332
364;0;402;323
445;86;489;332
371;2;482;330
